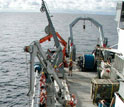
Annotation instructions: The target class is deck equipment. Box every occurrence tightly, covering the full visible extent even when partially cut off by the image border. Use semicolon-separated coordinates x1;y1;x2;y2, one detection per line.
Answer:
68;17;108;61
24;0;76;107
39;32;68;67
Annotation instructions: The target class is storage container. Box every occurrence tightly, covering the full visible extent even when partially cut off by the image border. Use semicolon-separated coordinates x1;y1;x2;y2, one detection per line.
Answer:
91;79;119;104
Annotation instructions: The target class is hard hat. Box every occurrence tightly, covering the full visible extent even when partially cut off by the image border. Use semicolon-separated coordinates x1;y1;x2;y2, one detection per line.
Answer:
42;72;44;75
54;65;57;68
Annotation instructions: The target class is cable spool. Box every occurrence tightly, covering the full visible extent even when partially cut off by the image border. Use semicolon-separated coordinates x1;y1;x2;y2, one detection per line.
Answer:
84;54;95;70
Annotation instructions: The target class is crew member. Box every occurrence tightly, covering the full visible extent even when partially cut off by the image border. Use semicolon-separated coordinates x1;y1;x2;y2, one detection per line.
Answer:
69;59;73;76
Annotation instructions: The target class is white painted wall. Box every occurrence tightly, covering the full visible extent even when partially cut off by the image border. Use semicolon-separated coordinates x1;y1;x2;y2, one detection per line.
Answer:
118;28;124;56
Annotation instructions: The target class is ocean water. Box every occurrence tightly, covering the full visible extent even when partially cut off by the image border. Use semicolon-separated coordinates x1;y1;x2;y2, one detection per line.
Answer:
0;12;118;107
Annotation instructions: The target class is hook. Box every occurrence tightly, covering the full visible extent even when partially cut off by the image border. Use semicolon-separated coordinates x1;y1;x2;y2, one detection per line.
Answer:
83;20;86;30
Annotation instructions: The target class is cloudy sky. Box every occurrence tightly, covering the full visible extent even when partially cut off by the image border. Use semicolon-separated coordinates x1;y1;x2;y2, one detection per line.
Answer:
0;0;120;14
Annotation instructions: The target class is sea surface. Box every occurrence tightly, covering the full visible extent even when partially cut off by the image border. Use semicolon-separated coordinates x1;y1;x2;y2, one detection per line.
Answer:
0;12;118;107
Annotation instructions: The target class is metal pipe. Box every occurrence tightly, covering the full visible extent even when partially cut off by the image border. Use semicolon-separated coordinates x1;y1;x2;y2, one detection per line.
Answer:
31;71;38;107
29;46;35;96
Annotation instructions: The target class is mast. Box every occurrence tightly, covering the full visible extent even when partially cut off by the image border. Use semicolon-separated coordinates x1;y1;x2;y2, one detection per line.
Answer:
40;0;65;78
41;0;60;48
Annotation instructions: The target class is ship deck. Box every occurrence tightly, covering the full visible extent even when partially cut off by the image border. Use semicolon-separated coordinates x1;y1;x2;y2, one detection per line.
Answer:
65;62;97;107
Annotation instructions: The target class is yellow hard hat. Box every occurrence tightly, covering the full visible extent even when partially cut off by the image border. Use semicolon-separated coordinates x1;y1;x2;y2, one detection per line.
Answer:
54;65;57;68
42;72;44;75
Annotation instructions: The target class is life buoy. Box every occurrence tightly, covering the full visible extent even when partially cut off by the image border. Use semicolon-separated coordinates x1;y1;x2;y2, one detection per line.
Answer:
40;81;46;88
40;90;47;105
69;94;77;107
40;89;47;96
39;72;47;106
40;95;46;105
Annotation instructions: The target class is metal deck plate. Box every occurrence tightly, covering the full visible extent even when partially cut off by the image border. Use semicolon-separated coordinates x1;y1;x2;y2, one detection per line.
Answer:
65;66;97;107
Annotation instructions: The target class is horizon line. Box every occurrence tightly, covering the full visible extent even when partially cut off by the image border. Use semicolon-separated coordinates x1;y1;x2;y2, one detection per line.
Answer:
0;10;116;15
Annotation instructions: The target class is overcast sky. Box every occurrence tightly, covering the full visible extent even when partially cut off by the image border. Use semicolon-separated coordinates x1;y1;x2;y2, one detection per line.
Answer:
0;0;121;14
